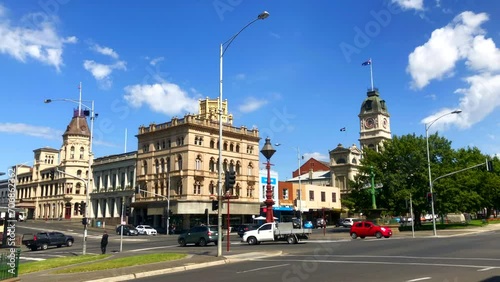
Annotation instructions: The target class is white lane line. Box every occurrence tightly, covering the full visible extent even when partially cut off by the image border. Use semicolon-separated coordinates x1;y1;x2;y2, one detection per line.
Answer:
406;277;431;282
478;267;495;272
20;257;45;261
284;254;500;262
236;264;289;274
128;245;178;252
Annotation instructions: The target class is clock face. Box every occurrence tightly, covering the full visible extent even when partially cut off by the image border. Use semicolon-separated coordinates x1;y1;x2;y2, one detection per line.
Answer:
365;118;375;129
383;118;388;129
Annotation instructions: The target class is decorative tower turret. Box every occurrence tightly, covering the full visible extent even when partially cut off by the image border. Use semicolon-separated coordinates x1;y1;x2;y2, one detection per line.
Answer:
358;88;392;152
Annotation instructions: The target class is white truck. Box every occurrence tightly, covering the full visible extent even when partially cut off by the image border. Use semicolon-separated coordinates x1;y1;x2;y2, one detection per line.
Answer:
242;222;312;245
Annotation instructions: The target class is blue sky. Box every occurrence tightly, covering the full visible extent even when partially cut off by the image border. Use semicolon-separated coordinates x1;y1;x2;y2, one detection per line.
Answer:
1;0;499;180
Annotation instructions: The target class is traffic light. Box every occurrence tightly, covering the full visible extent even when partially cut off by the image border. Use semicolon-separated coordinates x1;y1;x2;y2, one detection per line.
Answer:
79;201;86;215
50;169;55;180
211;200;219;211
426;192;433;204
125;206;131;216
204;208;208;217
486;160;494;172
82;217;87;225
224;170;236;192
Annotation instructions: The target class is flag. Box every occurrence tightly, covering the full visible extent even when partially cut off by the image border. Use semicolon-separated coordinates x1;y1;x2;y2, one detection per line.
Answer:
361;59;371;66
340;127;346;132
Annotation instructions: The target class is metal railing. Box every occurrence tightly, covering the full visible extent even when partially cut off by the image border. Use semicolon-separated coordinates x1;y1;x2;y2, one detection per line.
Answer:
0;248;21;280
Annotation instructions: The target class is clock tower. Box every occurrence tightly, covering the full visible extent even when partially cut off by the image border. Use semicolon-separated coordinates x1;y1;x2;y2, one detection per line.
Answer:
358;88;391;152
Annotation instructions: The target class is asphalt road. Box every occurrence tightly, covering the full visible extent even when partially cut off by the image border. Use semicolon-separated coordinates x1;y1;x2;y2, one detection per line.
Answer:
133;230;500;282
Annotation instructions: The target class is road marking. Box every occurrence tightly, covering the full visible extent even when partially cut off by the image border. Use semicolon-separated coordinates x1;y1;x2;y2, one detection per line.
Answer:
406;277;431;282
286;254;500;262
478;267;495;272
128;245;178;252
20;257;45;261
236;264;289;273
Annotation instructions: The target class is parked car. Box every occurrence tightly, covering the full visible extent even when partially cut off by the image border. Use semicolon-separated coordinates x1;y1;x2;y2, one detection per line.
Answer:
178;225;221;246
350;221;393;239
21;231;74;251
116;225;139;236
335;218;344;227
135;225;158;236
303;221;314;229
237;224;260;238
316;218;326;228
341;218;362;227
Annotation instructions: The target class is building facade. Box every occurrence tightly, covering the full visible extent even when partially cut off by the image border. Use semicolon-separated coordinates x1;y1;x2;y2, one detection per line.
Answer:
133;98;261;230
14;109;93;220
358;88;392;152
90;151;137;226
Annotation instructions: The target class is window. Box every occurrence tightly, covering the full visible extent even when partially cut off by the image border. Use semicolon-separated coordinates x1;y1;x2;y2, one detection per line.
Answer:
70;146;75;159
79;147;84;159
166;157;171;172
332;192;337;203
229;143;234;151
193;181;201;195
223;142;228;151
236;161;241;175
161;158;165;173
209;181;215;195
77;170;82;177
283;189;289;200
235;144;240;153
142;160;148;175
75;183;81;194
247;163;253;176
155;159;160;174
309;190;314;201
156;142;160;150
246;186;254;198
228;161;234;172
321;191;326;202
195;156;202;170
210;140;215;148
222;160;228;172
95;176;101;189
176;155;183;170
143;144;149;152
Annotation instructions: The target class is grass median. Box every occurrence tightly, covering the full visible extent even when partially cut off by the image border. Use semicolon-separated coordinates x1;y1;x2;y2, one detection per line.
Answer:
20;253;187;275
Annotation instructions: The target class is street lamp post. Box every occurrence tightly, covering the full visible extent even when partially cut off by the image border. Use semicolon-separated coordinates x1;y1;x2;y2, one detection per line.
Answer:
425;109;461;237
260;138;276;223
217;11;269;257
44;85;96;255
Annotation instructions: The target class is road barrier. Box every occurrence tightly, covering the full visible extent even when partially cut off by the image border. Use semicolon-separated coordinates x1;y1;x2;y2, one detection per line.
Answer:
0;248;20;281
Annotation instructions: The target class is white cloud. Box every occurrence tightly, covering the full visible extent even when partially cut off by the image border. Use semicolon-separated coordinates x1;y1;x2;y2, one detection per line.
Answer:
269;31;281;39
0;5;76;71
0;123;62;139
303;152;329;162
238;97;268;113
91;44;119;59
234;73;246;80
411;11;500;131
123;82;199;116
407;11;489;89
149;56;164;66
391;0;424;11
83;60;126;89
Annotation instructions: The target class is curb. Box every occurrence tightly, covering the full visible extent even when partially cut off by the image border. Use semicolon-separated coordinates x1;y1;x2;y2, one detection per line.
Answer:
84;251;283;282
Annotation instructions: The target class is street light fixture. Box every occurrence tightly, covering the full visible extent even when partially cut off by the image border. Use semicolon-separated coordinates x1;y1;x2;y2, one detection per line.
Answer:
425;109;461;237
44;84;96;255
217;11;269;257
260;137;276;223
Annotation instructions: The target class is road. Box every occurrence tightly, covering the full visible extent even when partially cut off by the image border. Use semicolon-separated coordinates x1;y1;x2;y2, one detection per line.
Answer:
133;231;500;282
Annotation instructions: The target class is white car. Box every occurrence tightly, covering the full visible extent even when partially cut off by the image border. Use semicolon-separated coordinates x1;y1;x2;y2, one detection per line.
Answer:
135;225;157;236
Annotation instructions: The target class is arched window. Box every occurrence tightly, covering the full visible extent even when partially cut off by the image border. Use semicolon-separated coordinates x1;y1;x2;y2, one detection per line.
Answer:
142;160;148;175
229;143;234;151
70;146;75;159
222;159;228;172
337;158;346;164
193;181;201;194
351;158;357;164
155;159;160;174
209;158;216;172
247;162;253;176
236;161;241;175
209;181;215;195
75;183;81;194
77;170;82;177
161;158;165;173
176;179;183;195
177;155;183;170
223;142;228;151
195;155;202;170
210;140;215;149
166;157;171;172
229;161;235;172
235;144;240;153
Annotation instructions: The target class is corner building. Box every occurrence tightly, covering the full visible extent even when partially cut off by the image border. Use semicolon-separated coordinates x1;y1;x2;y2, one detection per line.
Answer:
133;98;261;229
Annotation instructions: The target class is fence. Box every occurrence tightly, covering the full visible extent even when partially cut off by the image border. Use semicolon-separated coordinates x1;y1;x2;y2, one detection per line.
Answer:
0;248;20;280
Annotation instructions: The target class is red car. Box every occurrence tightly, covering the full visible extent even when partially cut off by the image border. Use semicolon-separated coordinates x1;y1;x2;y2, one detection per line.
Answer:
350;221;392;239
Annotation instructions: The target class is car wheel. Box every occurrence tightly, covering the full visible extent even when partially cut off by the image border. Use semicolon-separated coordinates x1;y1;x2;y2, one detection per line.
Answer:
66;240;73;247
199;238;207;247
178;238;186;247
351;233;358;239
41;244;48;250
287;236;296;244
247;236;257;245
375;232;382;239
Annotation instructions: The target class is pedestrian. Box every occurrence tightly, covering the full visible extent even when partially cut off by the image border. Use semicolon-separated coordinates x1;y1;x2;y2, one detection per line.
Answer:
101;231;109;254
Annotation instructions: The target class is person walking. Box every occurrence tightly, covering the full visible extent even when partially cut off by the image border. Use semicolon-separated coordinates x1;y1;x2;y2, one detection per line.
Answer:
100;231;109;254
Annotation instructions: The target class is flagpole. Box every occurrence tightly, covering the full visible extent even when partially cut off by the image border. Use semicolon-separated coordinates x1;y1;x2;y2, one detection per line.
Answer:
369;59;374;91
78;82;82;115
